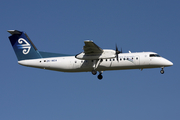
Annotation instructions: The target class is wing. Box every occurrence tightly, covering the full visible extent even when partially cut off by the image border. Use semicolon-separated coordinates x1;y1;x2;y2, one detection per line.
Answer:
76;40;115;60
83;40;103;54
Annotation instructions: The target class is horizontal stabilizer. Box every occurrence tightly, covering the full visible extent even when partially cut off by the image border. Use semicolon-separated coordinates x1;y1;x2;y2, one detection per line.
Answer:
7;30;22;35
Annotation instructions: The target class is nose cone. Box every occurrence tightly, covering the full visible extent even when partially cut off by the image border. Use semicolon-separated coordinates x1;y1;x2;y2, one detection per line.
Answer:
167;60;173;66
163;59;173;67
150;57;173;67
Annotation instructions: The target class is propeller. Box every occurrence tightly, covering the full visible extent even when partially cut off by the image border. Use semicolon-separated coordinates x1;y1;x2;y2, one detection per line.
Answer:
115;44;122;61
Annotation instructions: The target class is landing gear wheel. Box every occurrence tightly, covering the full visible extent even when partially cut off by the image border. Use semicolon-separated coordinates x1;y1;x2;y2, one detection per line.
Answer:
92;70;97;75
160;67;164;74
160;70;164;74
97;74;103;80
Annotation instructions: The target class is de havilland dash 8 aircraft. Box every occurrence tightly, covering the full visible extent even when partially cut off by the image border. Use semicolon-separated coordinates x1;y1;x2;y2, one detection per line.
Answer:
8;30;173;80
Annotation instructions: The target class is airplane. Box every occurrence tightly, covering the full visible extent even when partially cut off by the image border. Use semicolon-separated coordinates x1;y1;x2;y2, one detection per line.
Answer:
8;30;173;80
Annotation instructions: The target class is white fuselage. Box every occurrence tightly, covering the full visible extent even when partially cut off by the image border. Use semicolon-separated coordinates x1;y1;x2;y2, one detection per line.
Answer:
18;52;173;73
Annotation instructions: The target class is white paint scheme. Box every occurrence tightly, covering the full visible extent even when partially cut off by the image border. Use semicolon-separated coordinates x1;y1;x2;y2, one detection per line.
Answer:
8;30;173;80
18;52;173;73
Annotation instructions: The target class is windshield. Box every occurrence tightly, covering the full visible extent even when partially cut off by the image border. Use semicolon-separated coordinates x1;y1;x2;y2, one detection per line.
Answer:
149;54;161;57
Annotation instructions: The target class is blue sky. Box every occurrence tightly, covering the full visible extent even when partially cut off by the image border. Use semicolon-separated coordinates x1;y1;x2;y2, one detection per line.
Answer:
0;0;180;120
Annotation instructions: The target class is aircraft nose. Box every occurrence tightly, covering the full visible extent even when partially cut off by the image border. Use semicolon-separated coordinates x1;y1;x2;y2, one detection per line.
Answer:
164;59;173;67
168;60;173;66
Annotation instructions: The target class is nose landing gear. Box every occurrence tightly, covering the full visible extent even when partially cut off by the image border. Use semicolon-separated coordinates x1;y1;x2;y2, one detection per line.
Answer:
160;67;164;74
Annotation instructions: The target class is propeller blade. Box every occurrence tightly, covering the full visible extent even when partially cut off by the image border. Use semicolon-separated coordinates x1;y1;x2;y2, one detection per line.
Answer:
115;44;120;61
115;44;123;61
115;44;120;54
116;44;118;51
116;54;119;61
120;47;123;53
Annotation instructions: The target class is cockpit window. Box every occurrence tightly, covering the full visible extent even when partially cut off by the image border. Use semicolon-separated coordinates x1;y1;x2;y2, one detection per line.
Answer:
149;54;161;57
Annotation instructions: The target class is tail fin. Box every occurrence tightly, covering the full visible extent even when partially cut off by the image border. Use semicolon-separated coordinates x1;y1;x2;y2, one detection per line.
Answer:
8;30;42;61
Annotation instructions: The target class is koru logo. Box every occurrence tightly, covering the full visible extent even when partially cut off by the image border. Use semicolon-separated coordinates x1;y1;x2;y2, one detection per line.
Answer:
17;38;31;54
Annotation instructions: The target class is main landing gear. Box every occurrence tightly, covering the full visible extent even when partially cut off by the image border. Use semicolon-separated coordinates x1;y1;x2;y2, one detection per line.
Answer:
97;72;103;80
91;70;103;80
91;70;97;75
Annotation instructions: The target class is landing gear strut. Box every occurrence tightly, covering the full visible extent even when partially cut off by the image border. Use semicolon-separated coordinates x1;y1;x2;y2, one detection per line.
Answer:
160;67;164;74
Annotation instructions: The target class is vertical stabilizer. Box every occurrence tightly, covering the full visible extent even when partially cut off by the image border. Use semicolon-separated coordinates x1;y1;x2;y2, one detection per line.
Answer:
8;30;42;61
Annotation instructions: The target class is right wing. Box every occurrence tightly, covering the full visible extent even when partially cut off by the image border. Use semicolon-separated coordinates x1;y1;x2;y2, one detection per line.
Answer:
83;40;103;55
75;40;115;60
